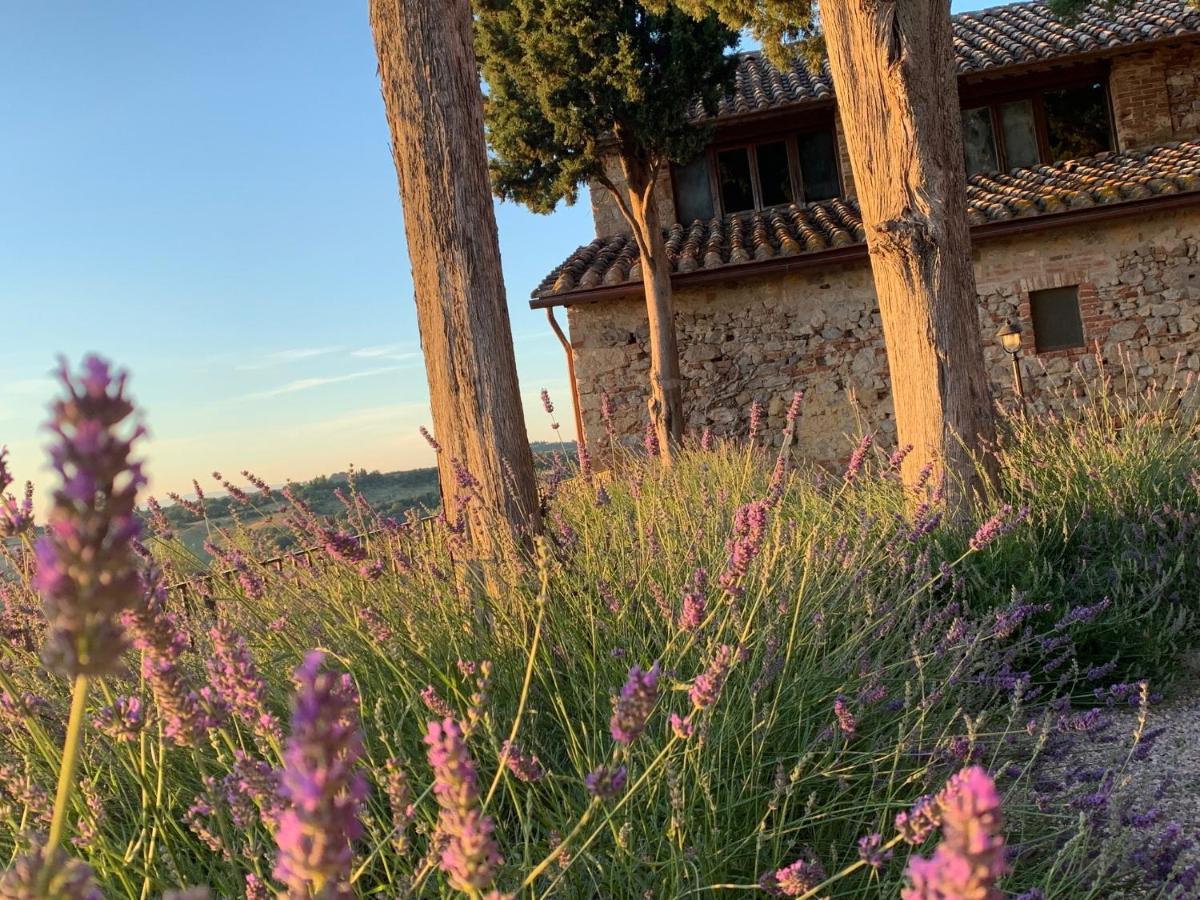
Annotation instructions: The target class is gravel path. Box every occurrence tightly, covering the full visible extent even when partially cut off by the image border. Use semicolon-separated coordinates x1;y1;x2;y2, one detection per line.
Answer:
1100;651;1200;896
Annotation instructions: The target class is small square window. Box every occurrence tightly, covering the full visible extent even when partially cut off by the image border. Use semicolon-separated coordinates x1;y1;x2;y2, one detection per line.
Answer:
1030;286;1085;352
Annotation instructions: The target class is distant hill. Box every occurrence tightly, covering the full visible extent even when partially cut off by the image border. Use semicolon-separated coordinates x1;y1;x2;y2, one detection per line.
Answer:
147;440;575;559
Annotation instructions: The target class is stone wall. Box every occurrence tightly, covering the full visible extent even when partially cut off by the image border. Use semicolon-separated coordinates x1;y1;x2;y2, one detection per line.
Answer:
565;204;1200;463
1110;42;1200;150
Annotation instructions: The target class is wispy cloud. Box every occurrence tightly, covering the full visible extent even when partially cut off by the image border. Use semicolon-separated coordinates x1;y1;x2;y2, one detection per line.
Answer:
297;402;427;434
351;343;419;362
235;366;407;402
236;346;345;371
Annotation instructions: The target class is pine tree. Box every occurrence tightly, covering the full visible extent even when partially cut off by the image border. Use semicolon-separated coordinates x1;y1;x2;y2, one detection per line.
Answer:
475;1;739;463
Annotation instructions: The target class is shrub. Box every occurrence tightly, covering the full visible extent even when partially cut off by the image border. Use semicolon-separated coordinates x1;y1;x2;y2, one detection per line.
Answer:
0;362;1196;898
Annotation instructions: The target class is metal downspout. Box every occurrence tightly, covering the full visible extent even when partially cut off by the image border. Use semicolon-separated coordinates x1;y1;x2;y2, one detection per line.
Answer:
545;307;585;448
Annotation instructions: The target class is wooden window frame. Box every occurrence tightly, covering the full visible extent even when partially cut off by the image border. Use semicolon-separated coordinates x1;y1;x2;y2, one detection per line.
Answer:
960;66;1116;173
681;125;841;218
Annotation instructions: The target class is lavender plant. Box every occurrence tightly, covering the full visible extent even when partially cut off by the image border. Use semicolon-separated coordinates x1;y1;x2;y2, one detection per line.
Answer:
0;357;1196;897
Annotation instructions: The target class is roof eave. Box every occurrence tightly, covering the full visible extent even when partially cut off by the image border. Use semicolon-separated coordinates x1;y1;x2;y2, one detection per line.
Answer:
529;189;1200;309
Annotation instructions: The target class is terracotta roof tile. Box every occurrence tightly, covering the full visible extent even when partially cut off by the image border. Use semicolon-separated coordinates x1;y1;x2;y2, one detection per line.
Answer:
691;0;1200;121
532;140;1200;301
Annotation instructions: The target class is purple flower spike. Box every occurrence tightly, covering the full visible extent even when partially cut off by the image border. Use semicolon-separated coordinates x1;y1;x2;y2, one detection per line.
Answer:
585;764;627;800
969;505;1029;551
122;567;208;747
540;388;554;415
773;853;827;897
424;718;503;892
93;695;144;743
500;740;545;783
0;447;35;538
833;695;857;738
205;622;280;741
690;645;735;711
857;833;892;870
419;425;441;452
35;356;145;677
844;434;873;482
902;767;1007;900
0;845;102;899
610;663;660;745
273;651;367;900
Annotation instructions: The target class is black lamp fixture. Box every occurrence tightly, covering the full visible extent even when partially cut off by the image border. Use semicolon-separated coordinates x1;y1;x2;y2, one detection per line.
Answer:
995;319;1026;403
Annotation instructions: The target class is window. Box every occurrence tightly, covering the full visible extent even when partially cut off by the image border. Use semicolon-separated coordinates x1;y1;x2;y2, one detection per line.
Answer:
674;154;715;223
1044;82;1112;162
717;147;756;212
1030;286;1085;352
960;77;1113;176
672;124;842;221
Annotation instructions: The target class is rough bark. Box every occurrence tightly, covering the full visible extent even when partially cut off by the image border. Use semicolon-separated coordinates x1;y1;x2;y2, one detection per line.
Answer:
821;0;997;513
602;152;686;462
369;0;542;558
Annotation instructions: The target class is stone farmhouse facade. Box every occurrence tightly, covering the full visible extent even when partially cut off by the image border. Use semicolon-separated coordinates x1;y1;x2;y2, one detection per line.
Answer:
531;0;1200;462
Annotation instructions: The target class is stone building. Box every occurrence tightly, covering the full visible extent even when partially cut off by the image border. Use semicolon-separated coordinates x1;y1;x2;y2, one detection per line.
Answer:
531;0;1200;461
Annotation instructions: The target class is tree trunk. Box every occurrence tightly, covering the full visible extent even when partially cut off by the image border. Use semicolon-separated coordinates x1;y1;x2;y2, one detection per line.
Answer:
613;158;686;462
369;0;542;561
821;0;997;513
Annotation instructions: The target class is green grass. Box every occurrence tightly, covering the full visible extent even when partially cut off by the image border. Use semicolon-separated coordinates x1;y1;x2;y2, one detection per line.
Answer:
0;376;1197;898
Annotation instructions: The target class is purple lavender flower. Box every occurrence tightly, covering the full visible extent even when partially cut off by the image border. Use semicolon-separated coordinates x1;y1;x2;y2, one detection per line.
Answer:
773;854;826;897
577;442;593;480
0;448;35;538
121;567;208;746
748;400;764;446
785;391;804;426
857;833;892;870
902;767;1006;900
419;425;441;453
669;712;694;739
844;434;873;482
244;873;270;900
0;846;102;899
540;388;554;415
969;505;1029;551
833;695;857;738
320;527;367;565
585;764;627;800
240;469;272;497
700;427;714;451
677;569;708;632
273;651;367;900
34;357;145;676
610;663;660;745
421;685;455;718
424;717;503;892
93;695;144;743
719;501;769;596
205;622;280;740
643;422;660;458
690;644;735;711
888;444;913;471
500;740;545;783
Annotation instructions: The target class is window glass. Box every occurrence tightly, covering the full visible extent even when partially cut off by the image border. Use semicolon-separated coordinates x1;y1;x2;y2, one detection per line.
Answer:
1030;286;1085;352
717;148;755;213
796;128;840;201
998;99;1040;169
961;107;998;176
755;141;794;207
674;155;715;224
1044;82;1112;161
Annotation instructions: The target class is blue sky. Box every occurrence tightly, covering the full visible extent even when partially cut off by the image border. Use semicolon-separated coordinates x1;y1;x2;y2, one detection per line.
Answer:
0;0;988;501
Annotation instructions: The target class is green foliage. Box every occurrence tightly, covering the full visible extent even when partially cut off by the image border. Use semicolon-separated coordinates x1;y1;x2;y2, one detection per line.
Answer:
1;401;1196;896
476;0;739;213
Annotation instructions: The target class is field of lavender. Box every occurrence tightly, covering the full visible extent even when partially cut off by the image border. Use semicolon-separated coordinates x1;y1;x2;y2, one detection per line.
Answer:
1;357;1198;899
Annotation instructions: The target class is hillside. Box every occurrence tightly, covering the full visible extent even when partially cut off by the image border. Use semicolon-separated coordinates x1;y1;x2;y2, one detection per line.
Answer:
149;440;574;558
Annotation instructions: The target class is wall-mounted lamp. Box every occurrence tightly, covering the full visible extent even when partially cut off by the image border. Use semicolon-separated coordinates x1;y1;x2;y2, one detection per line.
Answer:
995;319;1026;405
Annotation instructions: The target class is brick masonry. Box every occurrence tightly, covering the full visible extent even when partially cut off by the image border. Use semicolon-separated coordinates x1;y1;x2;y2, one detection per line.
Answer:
1109;42;1200;149
565;204;1200;463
